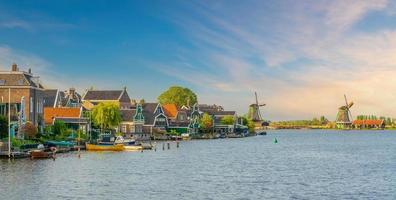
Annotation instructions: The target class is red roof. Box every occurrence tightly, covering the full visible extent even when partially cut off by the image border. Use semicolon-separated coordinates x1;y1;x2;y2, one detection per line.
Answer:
352;119;384;126
162;104;178;118
44;107;81;125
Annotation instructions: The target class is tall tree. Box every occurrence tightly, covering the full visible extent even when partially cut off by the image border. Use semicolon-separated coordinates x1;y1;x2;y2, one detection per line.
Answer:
92;102;121;130
199;113;213;133
158;86;197;107
221;115;235;125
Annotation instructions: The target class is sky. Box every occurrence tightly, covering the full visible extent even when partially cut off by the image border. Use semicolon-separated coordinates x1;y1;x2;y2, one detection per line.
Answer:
0;0;396;120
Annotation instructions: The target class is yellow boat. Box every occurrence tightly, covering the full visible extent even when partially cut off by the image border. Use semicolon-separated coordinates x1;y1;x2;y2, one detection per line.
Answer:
123;145;143;151
86;143;124;151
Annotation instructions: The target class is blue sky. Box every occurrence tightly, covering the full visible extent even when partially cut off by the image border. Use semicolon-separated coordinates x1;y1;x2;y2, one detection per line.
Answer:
1;0;396;120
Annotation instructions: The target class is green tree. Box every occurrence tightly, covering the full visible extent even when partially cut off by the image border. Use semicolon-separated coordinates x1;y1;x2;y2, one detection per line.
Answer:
241;116;255;133
0;115;8;139
53;120;67;136
92;102;121;130
158;86;197;107
199;113;213;133
221;115;235;125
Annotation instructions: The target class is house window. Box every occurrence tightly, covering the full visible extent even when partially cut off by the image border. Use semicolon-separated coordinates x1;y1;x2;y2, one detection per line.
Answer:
0;79;5;85
122;125;127;133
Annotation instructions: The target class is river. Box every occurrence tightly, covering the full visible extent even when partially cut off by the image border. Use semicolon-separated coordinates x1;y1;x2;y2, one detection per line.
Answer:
1;130;395;200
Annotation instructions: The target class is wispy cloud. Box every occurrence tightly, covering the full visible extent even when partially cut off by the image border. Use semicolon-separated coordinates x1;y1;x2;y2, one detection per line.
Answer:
156;0;396;120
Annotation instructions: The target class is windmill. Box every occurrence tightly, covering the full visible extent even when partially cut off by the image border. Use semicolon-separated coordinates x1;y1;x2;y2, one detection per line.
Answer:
336;94;354;129
248;92;266;126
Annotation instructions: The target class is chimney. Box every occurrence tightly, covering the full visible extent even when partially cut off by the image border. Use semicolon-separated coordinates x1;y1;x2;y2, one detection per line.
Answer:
69;87;76;98
11;63;18;71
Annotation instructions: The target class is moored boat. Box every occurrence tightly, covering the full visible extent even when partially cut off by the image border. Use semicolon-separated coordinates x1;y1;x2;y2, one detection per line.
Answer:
30;150;52;159
123;145;143;151
85;143;124;151
181;133;190;140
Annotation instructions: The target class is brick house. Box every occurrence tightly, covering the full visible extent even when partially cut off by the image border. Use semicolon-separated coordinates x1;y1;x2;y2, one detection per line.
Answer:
0;64;45;130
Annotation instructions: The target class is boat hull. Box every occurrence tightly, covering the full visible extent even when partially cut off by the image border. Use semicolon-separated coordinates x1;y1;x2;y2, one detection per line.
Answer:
123;145;143;151
86;144;124;151
30;150;52;159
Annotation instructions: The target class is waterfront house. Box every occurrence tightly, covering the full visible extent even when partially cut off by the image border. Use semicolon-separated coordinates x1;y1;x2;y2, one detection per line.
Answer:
81;87;131;110
119;102;168;140
119;104;149;141
185;103;243;136
163;103;189;134
352;119;385;129
43;88;82;108
0;64;45;136
44;107;89;133
142;103;168;137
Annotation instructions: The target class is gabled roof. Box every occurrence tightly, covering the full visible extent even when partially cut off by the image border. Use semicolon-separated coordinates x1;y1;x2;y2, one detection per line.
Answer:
142;103;159;124
83;90;123;101
44;107;82;125
0;72;42;88
43;89;59;107
202;110;236;116
120;109;136;122
163;104;178;118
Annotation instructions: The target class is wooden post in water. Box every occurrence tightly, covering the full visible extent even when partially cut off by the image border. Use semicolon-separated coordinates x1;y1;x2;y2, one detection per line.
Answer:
176;141;179;148
167;142;170;150
162;143;165;150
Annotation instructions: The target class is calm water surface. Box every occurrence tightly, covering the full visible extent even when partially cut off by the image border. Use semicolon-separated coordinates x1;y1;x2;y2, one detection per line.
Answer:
1;130;395;200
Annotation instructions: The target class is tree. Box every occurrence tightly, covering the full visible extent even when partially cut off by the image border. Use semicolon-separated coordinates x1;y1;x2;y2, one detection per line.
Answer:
92;102;121;130
158;86;197;107
241;116;255;133
0;115;8;139
199;113;213;133
221;115;235;125
53;120;67;136
21;122;37;139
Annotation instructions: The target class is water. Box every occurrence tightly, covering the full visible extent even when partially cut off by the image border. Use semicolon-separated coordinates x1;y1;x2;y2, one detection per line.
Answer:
1;130;395;200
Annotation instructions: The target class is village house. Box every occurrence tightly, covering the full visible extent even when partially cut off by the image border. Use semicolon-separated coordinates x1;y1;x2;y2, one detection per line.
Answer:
162;103;189;134
352;119;385;129
0;64;45;136
43;88;82;108
118;102;169;140
142;103;168;136
81;87;131;110
44;107;89;133
119;104;148;141
185;103;243;136
200;105;238;136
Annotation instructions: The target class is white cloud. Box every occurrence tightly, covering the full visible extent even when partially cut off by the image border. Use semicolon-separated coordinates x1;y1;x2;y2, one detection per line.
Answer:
158;0;396;120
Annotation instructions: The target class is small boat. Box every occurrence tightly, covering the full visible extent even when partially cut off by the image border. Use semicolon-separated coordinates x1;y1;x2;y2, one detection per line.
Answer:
85;143;124;151
181;133;190;140
30;150;55;159
123;145;143;151
115;136;144;151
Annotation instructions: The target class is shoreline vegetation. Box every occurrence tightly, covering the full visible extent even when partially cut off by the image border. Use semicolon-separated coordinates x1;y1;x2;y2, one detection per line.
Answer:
268;115;396;130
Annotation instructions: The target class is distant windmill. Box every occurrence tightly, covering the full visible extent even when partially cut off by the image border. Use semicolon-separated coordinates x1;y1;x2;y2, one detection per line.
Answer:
336;94;354;129
248;92;266;124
